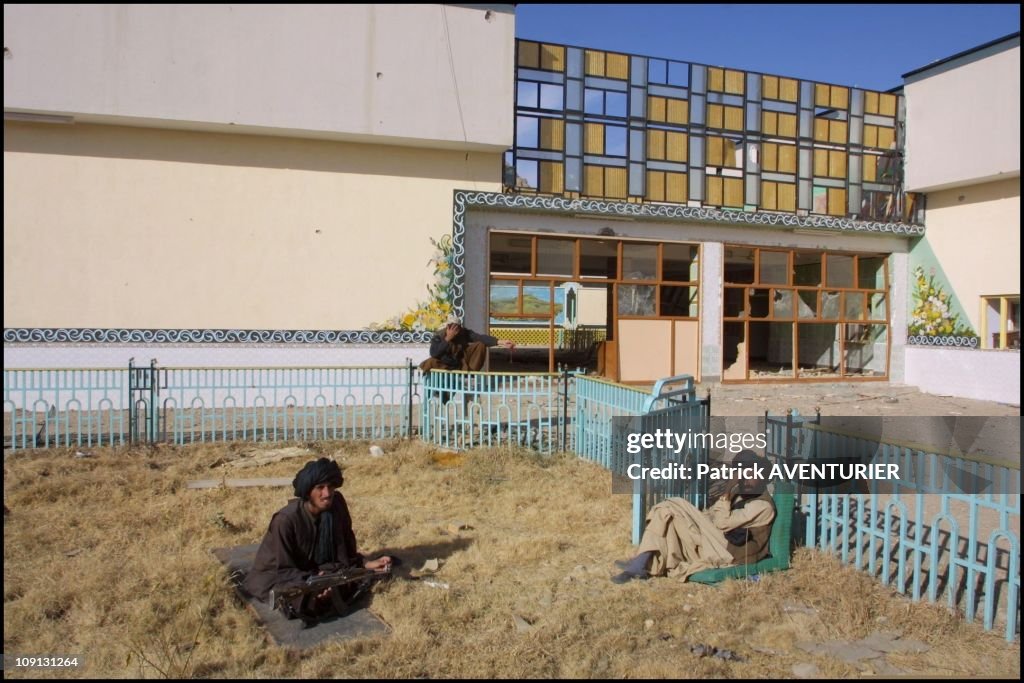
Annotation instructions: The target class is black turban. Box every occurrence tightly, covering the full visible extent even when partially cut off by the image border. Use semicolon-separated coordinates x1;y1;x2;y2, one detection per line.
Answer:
733;449;769;496
292;457;344;500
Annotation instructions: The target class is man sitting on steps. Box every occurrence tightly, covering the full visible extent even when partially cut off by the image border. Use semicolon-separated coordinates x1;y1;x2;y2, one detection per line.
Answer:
419;314;516;374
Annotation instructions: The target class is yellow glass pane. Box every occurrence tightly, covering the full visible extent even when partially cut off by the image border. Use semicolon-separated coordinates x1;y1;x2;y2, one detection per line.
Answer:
763;142;778;171
762;75;779;100
815;84;830;107
666;172;687;203
864;124;879;148
761;181;778;210
646;171;665;201
863;155;877;182
584;165;604;196
708;67;725;92
585;50;605;76
647;129;666;160
539;161;564;194
722;138;739;168
707;104;724;129
606;53;629;80
864;91;879;115
779;78;799;102
518;41;539;69
540;119;565;150
814;118;829;142
725;69;745;95
877;126;895;149
879;93;897;117
828;188;846;216
830;86;849;110
666;132;688;162
778;113;797;138
706;176;723;206
707;136;724;166
778;144;797;174
666;99;689;125
605;167;628;199
762;111;778;135
814;149;829;177
724;105;743;131
540;44;565;72
778;183;796;212
585;123;604;154
829;120;848;144
829;150;847;178
724;177;744;207
648;96;666;122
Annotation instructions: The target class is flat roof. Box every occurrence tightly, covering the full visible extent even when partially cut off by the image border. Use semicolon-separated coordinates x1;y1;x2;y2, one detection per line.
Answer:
902;31;1020;79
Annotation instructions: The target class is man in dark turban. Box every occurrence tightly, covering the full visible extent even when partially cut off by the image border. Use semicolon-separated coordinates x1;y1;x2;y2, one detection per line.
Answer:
243;457;393;619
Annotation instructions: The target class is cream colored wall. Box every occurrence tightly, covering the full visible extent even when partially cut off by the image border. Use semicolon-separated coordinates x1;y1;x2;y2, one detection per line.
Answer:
922;178;1020;331
904;44;1019;192
3;4;514;151
3;122;500;329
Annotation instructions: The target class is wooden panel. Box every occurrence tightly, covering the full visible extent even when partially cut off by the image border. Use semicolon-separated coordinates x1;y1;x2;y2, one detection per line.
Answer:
778;144;797;173
518;41;539;69
648;96;666;122
864;124;879;148
762;75;779;100
763;142;778;171
863;154;877;182
724;177;744;207
830;86;849;110
540;44;565;72
815;84;830;107
646;171;665;201
666;172;688;203
618;320;672;383
708;67;725;92
762;111;778;136
707;136;724;166
666;98;689;125
829;120;847;144
539;119;564;150
779;78;799;102
647;129;665;159
725;69;745;95
828;188;846;216
778;113;797;138
761;181;778;210
829;150;847;178
605;167;628;199
673;320;700;379
814;149;829;177
666;132;688;162
585;123;604;154
539;161;564;194
877;126;895;150
778;182;796;211
707;104;724;129
585;50;605;76
606;53;629;80
864;91;879;115
724;105;743;131
706;176;723;206
584;165;604;196
814;118;829;142
879;93;897;117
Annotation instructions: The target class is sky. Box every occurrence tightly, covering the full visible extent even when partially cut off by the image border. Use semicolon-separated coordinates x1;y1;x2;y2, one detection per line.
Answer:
514;4;1020;91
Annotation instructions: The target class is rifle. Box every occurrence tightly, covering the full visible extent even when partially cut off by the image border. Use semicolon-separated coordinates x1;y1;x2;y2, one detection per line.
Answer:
270;565;391;615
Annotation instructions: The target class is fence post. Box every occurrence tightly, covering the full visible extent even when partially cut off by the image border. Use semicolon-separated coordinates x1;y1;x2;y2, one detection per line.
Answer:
148;359;159;444
559;365;571;453
406;359;415;439
128;358;137;444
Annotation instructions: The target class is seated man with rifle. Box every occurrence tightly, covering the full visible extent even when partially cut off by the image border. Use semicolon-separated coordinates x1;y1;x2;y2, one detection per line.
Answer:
242;457;394;622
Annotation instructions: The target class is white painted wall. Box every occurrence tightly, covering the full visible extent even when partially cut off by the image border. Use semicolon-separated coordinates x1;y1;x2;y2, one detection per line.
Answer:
3;4;514;151
903;42;1019;192
905;347;1020;405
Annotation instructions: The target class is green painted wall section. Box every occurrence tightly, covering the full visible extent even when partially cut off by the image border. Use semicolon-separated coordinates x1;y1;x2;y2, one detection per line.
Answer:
907;236;977;337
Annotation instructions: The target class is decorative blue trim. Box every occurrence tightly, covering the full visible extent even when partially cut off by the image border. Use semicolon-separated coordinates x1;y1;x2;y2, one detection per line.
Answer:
906;335;980;348
3;328;432;345
453;191;926;236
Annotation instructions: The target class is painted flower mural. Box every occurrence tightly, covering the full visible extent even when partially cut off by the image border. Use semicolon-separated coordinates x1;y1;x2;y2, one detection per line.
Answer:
372;236;454;332
908;266;976;338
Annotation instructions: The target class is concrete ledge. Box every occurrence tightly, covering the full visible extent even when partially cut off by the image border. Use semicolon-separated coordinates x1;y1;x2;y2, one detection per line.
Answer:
905;347;1020;405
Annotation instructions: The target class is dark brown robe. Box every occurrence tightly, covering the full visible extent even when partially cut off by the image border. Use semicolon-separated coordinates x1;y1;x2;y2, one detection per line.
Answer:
242;493;363;603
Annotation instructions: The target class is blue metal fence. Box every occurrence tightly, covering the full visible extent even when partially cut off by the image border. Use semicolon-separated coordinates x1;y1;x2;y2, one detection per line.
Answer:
767;413;1021;642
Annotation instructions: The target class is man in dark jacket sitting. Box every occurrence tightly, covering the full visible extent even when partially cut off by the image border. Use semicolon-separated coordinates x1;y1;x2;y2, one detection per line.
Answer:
419;314;516;373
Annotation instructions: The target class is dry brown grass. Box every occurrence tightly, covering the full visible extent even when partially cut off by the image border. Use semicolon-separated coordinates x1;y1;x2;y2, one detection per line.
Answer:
3;440;1019;679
